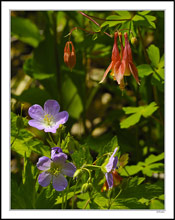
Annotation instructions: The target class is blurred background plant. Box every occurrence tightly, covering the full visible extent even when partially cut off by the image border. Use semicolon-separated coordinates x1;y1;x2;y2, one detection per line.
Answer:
11;10;164;209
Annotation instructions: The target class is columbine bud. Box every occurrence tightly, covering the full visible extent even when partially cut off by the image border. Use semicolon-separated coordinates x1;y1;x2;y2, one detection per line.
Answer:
16;115;24;130
131;36;137;45
64;41;76;71
81;182;93;193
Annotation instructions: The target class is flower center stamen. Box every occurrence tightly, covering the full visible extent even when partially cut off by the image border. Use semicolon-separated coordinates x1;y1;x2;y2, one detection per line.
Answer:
44;114;54;126
49;162;62;176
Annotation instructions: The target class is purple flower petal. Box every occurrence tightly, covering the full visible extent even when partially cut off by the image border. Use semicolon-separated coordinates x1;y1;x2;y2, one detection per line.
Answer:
61;162;76;177
28;119;45;130
37;156;51;170
44;100;60;116
105;147;118;172
52;152;68;164
105;172;113;189
38;171;52;187
51;147;62;159
113;156;118;169
28;104;45;120
44;127;57;133
54;111;69;127
52;173;68;191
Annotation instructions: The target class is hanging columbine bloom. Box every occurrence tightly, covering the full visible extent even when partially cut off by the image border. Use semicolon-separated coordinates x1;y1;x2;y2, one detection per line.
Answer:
99;32;121;83
116;32;140;85
37;147;76;191
64;41;76;71
28;100;69;133
103;147;120;190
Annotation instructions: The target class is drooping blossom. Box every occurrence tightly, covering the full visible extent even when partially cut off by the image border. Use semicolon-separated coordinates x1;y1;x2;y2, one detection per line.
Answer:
64;41;76;71
103;147;120;190
28;100;69;133
101;170;122;192
37;147;76;191
116;32;140;85
100;32;140;90
99;32;121;84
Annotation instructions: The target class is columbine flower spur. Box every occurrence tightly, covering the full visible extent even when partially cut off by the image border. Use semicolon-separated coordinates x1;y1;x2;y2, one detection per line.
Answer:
28;99;69;133
37;147;76;191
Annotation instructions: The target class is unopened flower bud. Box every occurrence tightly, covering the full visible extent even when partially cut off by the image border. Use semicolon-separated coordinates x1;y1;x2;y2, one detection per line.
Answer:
81;182;93;193
64;41;76;71
73;169;83;179
16;115;24;130
131;36;137;45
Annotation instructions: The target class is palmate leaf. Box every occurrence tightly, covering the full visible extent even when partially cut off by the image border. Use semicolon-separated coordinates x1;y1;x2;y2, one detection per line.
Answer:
137;64;154;78
11;112;50;158
120;102;159;128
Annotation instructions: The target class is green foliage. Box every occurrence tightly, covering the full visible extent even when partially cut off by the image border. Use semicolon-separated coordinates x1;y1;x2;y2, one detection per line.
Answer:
119;153;164;177
11;16;42;47
120;102;159;128
11;112;50;157
10;10;165;210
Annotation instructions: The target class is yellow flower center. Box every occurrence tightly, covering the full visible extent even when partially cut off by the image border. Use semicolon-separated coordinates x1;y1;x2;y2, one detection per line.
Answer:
49;162;62;176
44;114;54;126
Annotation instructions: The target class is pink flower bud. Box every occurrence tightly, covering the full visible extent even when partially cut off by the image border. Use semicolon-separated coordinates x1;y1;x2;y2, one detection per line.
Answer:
64;41;76;71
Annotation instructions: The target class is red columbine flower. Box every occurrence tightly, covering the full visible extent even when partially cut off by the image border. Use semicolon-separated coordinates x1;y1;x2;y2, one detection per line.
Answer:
64;41;76;71
117;32;140;85
99;32;121;84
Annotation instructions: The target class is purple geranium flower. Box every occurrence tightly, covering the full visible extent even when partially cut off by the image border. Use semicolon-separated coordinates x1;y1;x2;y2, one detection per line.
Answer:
28;99;69;133
37;147;76;191
105;147;118;189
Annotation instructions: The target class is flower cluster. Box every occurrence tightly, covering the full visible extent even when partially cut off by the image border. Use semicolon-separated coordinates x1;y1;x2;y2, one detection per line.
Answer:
100;32;140;90
28;100;69;133
37;147;76;191
64;41;76;71
101;147;122;191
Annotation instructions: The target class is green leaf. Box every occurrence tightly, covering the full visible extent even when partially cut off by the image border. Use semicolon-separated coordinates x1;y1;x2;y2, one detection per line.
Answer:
89;21;101;32
11;16;42;47
11;112;50;157
93;193;108;209
119;165;143;176
138;11;151;15
23;58;55;80
141;102;159;118
145;15;156;29
115;11;132;19
12;88;52;106
137;64;153;78
120;102;158;128
158;55;164;68
145;153;164;165
120;112;142;129
150;199;164;209
147;45;160;68
132;15;145;21
71;144;93;168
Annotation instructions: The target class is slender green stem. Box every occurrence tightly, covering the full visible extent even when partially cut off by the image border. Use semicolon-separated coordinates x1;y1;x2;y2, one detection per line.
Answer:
11;129;19;147
109;189;123;208
62;191;65;209
48;132;55;145
123;167;130;177
64;178;71;209
72;180;78;209
83;198;91;209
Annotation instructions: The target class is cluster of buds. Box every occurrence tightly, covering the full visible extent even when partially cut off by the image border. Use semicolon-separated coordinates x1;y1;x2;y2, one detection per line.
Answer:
64;41;76;71
100;32;140;90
